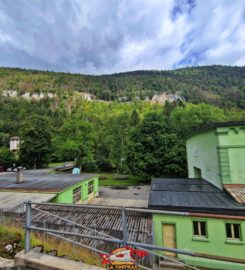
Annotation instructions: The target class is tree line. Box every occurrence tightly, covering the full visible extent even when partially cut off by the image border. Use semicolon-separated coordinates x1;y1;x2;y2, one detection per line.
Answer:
0;65;245;108
0;95;244;179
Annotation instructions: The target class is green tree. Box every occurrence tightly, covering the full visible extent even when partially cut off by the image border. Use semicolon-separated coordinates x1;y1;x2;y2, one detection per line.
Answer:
19;115;52;168
170;103;227;136
127;112;187;178
0;147;15;167
52;118;97;171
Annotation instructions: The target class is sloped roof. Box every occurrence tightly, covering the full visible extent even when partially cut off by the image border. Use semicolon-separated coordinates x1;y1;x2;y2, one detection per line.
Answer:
224;184;245;204
0;192;56;213
149;178;245;215
32;204;152;254
10;136;20;140
0;171;96;192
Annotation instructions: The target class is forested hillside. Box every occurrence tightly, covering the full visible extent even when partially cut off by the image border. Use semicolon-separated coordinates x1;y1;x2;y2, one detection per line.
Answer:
0;65;244;178
0;65;244;108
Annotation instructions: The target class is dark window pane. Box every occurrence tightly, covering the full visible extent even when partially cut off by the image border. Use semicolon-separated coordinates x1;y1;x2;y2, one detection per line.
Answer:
88;181;94;194
73;186;81;204
234;224;240;239
193;221;199;236
200;222;206;236
226;223;232;238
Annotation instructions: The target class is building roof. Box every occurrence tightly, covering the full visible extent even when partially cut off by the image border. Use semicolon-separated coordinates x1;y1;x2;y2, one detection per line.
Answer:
224;184;245;204
148;178;245;215
0;171;96;192
32;204;152;253
0;192;56;213
187;121;245;139
10;136;20;140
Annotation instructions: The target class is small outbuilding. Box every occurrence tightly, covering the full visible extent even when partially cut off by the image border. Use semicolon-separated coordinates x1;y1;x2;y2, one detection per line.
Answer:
0;170;99;212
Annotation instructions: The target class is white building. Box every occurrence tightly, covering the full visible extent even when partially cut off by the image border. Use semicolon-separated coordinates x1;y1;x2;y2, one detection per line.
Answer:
10;136;20;151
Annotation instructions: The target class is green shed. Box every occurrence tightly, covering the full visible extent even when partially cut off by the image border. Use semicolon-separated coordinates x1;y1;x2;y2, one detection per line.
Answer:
0;171;99;204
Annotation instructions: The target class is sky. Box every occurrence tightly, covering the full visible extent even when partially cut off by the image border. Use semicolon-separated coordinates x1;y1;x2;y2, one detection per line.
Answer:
0;0;244;74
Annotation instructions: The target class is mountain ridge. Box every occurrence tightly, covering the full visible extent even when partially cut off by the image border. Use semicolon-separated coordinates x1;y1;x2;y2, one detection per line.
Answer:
0;65;244;108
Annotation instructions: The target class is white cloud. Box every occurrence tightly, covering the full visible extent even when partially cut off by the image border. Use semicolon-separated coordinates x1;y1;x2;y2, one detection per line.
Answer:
0;0;244;74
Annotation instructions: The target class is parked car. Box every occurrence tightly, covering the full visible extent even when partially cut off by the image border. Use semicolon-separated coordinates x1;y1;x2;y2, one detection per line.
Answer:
0;166;6;172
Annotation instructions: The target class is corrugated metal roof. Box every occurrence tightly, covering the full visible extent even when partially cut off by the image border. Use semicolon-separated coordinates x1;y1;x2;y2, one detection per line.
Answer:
0;171;96;192
224;184;245;204
148;178;245;215
31;204;152;253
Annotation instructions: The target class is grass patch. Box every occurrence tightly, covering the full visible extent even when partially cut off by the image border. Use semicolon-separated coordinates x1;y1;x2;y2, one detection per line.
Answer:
48;161;73;168
0;225;23;258
98;173;149;186
0;223;102;267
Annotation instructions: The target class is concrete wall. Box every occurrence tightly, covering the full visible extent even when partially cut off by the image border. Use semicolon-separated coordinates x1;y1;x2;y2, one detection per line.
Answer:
53;176;99;204
153;214;245;270
186;130;221;188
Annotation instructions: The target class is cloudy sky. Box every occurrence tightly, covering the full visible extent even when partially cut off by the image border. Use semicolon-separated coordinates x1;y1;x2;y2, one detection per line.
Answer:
0;0;244;74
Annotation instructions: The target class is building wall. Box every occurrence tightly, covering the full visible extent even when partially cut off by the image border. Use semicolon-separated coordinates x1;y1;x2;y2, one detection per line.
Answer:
153;214;245;270
52;176;99;204
217;126;245;184
186;130;221;188
10;139;20;151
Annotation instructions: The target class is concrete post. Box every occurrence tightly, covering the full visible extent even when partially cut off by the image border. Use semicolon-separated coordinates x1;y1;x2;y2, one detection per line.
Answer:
121;208;128;246
24;201;32;253
16;167;24;184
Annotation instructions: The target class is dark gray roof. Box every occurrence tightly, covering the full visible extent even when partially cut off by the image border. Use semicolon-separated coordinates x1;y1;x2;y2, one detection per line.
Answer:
32;204;152;253
0;171;96;192
149;178;245;215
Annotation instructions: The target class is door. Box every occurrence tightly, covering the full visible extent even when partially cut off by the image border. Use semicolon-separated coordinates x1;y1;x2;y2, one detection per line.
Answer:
162;224;176;257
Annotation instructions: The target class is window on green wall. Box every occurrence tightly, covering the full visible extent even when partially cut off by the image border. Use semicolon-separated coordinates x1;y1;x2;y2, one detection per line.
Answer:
73;186;81;204
193;221;207;237
88;181;94;194
226;223;241;240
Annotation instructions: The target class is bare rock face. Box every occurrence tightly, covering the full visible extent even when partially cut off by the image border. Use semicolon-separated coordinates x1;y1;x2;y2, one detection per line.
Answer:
150;92;183;104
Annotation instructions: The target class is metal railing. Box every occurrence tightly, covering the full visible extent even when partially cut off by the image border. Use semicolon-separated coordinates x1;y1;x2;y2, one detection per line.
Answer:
23;202;245;269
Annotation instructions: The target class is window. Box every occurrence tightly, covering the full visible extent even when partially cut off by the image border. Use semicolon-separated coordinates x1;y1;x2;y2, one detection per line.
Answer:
193;221;207;237
193;167;202;178
226;223;241;240
73;186;81;204
88;181;94;194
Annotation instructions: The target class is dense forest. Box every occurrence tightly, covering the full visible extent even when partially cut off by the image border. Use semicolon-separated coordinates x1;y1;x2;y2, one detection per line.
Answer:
0;65;244;108
0;66;244;179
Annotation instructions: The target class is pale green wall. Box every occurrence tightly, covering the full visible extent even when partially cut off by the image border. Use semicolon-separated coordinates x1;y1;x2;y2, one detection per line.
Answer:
186;130;221;188
187;125;245;186
52;176;99;204
217;126;245;184
153;214;245;270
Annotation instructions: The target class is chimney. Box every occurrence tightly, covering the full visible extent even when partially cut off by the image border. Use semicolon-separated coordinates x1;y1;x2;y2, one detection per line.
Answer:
16;167;24;184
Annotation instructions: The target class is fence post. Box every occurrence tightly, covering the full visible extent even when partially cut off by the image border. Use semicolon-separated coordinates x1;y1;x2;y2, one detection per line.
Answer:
121;208;128;246
24;201;32;253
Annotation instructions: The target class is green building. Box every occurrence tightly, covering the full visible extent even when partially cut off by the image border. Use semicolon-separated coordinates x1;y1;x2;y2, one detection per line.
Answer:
149;121;245;270
187;121;245;188
0;172;99;205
